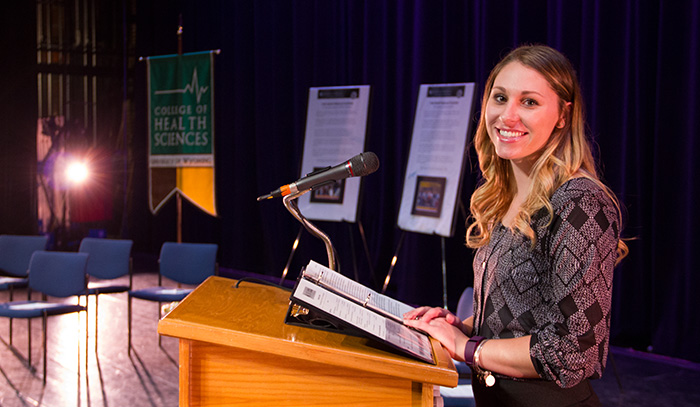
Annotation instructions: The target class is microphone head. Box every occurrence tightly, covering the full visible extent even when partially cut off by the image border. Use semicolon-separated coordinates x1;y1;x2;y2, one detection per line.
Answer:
350;152;380;177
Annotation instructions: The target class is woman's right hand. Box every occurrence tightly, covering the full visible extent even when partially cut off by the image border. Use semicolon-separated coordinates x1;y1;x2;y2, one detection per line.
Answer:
403;311;470;361
403;306;467;333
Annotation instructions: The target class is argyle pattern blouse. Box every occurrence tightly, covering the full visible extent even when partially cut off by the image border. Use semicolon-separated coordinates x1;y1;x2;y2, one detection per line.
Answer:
472;177;620;388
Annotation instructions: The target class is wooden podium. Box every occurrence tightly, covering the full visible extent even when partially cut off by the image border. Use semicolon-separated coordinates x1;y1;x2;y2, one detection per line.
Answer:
158;276;458;406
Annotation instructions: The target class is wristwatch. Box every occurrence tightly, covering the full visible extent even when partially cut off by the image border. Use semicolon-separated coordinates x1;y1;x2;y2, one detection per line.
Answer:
464;336;485;367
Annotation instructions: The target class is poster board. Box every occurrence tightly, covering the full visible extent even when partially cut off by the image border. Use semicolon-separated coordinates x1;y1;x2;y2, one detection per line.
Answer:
297;85;371;222
397;83;476;237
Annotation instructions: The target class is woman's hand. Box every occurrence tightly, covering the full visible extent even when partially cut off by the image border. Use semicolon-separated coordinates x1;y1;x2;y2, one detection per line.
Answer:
403;315;469;361
403;307;470;334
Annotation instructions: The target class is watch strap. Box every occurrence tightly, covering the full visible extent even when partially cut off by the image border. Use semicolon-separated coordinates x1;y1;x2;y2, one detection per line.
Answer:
464;335;485;367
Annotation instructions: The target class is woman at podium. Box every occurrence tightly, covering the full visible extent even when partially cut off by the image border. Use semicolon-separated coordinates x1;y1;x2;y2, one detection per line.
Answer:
404;44;628;407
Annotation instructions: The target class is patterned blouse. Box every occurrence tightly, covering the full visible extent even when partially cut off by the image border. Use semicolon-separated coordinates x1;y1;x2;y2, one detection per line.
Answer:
472;177;620;388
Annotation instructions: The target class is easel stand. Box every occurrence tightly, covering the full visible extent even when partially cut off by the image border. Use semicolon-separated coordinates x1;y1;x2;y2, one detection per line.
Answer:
346;221;375;283
384;197;468;308
280;225;304;285
382;230;450;309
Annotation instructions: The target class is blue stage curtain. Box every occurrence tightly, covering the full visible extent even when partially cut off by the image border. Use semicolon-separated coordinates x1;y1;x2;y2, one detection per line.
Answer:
128;0;700;363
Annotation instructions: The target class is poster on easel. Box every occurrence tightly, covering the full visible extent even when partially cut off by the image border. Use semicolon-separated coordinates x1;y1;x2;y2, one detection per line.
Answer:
397;83;476;237
297;85;371;223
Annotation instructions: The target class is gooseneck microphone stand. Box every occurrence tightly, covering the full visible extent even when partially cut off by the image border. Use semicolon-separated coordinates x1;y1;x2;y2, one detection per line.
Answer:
282;189;338;271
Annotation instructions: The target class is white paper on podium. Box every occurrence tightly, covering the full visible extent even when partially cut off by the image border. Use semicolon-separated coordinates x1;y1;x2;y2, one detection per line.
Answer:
292;277;434;363
303;259;415;322
397;83;476;237
297;85;371;223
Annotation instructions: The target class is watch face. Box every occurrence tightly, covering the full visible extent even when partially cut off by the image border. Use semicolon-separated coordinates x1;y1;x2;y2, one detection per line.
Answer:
484;373;496;387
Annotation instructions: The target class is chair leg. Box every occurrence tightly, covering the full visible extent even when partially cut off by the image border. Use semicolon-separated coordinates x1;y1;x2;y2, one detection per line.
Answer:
42;314;47;385
8;287;13;346
84;301;88;371
94;294;99;352
85;296;88;365
128;295;132;354
79;310;82;393
28;317;32;367
158;301;162;347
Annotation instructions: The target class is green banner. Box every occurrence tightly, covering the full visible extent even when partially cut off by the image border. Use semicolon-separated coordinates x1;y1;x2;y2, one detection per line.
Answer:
147;51;217;216
148;51;214;167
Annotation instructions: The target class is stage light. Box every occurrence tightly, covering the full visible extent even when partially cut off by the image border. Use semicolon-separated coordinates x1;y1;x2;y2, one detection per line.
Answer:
65;161;89;185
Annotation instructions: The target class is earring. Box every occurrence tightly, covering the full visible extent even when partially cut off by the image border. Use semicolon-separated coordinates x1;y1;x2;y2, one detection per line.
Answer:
557;120;565;129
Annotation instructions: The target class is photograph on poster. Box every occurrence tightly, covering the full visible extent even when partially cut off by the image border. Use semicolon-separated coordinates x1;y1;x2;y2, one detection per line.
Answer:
411;176;446;218
310;167;346;204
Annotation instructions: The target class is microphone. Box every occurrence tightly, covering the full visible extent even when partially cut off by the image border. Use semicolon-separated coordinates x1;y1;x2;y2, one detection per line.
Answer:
257;151;380;201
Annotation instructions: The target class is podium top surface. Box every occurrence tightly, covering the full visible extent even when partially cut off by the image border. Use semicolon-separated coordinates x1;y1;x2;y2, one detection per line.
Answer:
158;276;457;387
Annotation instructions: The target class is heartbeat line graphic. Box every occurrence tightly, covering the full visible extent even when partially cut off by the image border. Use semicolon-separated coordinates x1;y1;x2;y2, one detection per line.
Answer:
155;68;209;103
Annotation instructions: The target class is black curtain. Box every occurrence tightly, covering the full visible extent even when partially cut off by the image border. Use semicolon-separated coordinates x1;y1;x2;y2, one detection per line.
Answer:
0;2;37;234
127;0;700;363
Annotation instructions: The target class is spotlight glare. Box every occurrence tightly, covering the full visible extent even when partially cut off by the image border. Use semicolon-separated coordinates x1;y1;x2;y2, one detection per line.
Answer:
66;161;89;184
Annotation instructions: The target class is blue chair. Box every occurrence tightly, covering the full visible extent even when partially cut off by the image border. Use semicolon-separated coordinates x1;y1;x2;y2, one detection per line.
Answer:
0;234;50;294
0;251;88;384
79;237;133;352
453;286;474;377
128;242;218;353
0;234;50;345
456;286;474;323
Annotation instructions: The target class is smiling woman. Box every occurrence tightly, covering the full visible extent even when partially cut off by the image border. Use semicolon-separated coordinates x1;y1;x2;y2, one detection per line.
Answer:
404;44;629;407
485;61;567;170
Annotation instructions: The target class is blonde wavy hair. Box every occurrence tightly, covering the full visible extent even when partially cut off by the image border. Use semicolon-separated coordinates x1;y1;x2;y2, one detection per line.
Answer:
466;45;628;263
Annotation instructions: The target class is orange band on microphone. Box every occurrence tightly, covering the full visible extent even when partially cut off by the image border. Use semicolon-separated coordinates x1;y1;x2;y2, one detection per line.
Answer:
347;162;354;177
280;185;291;196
